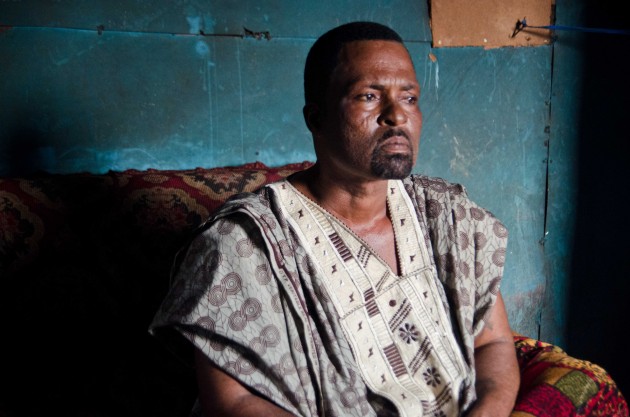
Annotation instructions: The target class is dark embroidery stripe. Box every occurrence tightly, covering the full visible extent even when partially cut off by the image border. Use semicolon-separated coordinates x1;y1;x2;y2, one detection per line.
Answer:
364;288;379;317
388;299;411;330
329;232;353;262
410;337;432;374
435;385;452;409
421;385;453;414
383;344;407;377
357;245;371;267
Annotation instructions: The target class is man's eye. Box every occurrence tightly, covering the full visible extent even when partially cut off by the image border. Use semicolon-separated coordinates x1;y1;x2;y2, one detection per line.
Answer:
357;93;378;102
404;96;418;105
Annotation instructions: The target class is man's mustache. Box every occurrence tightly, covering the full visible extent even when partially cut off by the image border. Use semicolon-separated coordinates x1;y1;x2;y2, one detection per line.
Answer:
378;129;410;144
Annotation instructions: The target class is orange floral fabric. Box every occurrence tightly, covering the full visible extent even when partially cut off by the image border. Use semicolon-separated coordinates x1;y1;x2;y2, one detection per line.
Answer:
512;334;629;417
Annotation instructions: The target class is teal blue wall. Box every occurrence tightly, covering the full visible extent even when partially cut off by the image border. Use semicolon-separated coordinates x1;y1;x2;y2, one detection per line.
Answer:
0;1;430;174
0;0;555;344
2;0;626;390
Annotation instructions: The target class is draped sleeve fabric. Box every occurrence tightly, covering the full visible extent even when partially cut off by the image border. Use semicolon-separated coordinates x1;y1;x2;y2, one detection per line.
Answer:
403;175;508;365
150;191;322;416
150;188;381;417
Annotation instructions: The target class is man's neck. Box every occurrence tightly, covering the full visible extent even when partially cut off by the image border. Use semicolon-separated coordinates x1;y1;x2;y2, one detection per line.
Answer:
288;163;402;274
289;164;390;231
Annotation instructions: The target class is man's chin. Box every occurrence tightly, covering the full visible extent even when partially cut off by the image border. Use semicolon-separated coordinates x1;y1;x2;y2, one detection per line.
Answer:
370;154;414;179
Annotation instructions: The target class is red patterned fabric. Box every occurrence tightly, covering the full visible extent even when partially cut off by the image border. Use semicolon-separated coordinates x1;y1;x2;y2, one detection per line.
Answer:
0;174;112;277
0;162;313;281
512;334;629;417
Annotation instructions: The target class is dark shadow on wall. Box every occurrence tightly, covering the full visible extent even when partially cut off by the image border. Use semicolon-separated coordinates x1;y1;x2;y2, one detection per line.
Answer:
1;104;69;177
567;0;630;396
2;122;51;177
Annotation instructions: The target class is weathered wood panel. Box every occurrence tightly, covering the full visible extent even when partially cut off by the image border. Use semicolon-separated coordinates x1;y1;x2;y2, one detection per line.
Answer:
417;46;552;337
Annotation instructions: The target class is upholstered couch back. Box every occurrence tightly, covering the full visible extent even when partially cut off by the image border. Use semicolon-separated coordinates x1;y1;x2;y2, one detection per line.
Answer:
0;162;312;417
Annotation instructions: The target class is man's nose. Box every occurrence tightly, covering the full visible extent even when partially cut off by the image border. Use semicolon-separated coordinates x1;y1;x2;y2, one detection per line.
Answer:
377;100;408;126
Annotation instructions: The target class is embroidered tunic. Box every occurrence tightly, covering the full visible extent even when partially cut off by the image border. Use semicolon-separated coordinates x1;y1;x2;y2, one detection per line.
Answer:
150;175;508;417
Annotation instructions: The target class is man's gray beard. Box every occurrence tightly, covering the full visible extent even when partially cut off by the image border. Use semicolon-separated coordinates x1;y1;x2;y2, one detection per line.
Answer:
370;152;414;179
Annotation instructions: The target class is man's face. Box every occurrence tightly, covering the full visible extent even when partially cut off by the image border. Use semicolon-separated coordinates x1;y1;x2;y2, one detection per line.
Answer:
313;40;422;180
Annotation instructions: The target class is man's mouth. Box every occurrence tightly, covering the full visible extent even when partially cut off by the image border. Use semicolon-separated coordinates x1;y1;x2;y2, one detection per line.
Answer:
377;130;411;153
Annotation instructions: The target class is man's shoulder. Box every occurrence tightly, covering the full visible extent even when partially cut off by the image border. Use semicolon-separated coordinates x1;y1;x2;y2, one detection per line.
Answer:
404;174;468;199
200;180;288;238
213;180;281;216
404;175;505;231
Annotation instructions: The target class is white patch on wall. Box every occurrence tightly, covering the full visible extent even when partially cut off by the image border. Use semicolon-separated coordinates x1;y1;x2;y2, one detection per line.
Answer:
195;41;210;57
186;16;202;34
186;13;217;35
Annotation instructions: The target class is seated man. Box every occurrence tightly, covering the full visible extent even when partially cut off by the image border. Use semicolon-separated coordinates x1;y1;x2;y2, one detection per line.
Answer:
151;21;520;416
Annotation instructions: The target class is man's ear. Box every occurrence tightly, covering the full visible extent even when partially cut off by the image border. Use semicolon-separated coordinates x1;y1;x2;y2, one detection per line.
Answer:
303;103;321;133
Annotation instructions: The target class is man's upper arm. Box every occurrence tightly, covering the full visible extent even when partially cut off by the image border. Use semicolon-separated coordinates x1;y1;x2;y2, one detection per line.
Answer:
194;348;296;417
474;291;513;348
469;292;520;416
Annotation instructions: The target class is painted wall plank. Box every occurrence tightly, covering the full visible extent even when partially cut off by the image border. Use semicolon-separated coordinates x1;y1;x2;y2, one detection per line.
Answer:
417;46;552;337
0;0;431;41
542;1;584;346
0;28;314;173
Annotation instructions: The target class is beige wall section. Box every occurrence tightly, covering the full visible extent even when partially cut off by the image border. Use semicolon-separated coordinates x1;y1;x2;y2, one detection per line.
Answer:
430;0;553;48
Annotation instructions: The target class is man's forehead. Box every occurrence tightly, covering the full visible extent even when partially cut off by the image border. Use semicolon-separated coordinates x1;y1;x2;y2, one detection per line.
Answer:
334;40;418;84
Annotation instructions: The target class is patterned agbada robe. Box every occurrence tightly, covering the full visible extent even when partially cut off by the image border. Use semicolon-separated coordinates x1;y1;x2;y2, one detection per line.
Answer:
150;175;508;417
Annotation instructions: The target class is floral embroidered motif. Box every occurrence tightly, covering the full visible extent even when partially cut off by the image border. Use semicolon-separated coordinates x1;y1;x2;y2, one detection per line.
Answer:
423;367;442;387
398;323;419;344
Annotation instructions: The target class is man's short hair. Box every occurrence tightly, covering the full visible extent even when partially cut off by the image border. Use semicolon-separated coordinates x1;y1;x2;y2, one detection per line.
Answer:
304;21;405;107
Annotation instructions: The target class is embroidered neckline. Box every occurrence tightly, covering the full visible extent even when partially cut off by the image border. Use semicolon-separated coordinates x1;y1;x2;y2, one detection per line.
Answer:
284;180;403;277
